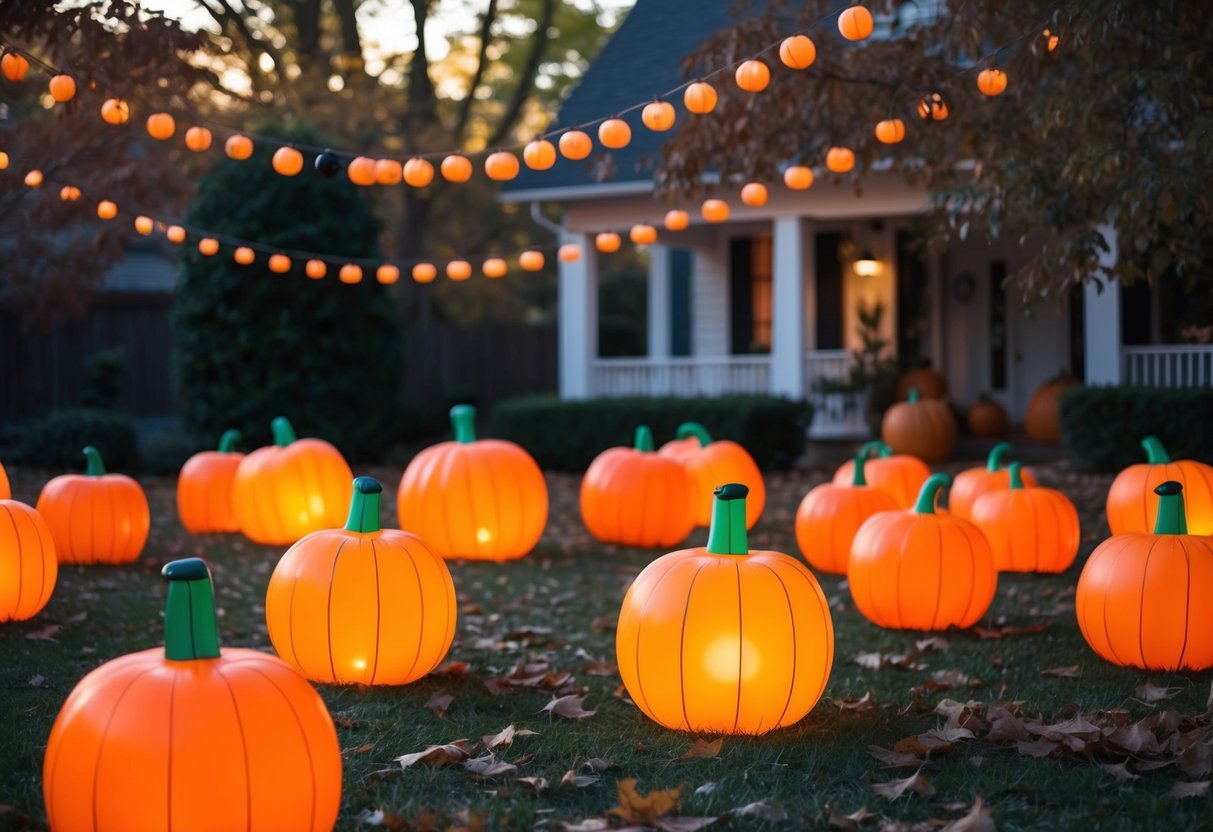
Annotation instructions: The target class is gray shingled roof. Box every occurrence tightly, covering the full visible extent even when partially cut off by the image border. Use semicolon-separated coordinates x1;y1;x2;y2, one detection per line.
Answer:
504;0;750;197
100;243;179;294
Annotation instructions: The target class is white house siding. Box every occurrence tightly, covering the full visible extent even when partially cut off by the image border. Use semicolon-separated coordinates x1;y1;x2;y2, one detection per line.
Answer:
691;237;731;357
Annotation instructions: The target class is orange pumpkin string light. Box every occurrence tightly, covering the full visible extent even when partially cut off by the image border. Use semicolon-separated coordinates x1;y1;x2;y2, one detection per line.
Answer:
740;182;768;207
796;451;897;575
0;497;57;622
397;405;548;561
825;146;855;173
598;118;632;149
0;457;9;499
881;387;957;463
783;165;814;190
266;477;457;684
874;118;906;144
948;442;1038;520
977;67;1008;96
616;483;834;734
100;98;128;125
558;130;592;160
1106;435;1213;535
2;52;30;82
48;74;75;102
658;421;765;529
523;139;557;170
440;154;473;182
683;81;718;114
849;473;998;630
837;5;874;41
184;126;212;152
43;558;342;831
641;100;675;132
833;440;929;508
734;59;770;93
36;446;149;565
779;34;816;70
1077;481;1213;671
664;209;689;231
970;462;1080;573
176;429;244;534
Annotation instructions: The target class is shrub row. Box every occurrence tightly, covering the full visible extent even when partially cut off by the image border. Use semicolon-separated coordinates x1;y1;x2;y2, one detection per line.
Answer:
1060;385;1213;472
491;395;813;471
16;408;138;471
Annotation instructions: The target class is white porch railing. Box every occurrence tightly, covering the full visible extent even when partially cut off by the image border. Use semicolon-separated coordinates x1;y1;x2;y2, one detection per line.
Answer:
805;349;869;438
1123;345;1213;387
590;355;771;398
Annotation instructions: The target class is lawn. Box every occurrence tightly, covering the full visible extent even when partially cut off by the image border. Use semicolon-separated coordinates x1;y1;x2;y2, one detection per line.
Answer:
1;458;1210;831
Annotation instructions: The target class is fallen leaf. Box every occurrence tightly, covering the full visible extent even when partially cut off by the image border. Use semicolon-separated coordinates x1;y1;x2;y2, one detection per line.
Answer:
581;660;618;676
333;716;364;729
972;622;1049;640
582;757;616;773
1207;681;1212;711
395;740;474;769
347;743;375;755
482;724;539;750
929;669;983;690
1133;681;1181;704
425;693;454;717
25;624;61;642
543;694;597;720
354;809;411;829
556;820;609;832
64;610;87;624
871;769;935;800
515;776;549;793
656;818;716;832
463;753;517;777
731;802;786;821
832;692;879;712
679;738;723;760
1015;738;1059;758
430;660;470;677
827;806;876;830
1100;760;1139;781
1169;781;1210;799
560;769;600;788
1039;665;1081;678
940;797;996;832
28;675;46;687
694;782;716;796
853;651;925;671
915;636;951;654
868;745;924;768
1177;742;1212;780
986;706;1029;743
608;778;683;825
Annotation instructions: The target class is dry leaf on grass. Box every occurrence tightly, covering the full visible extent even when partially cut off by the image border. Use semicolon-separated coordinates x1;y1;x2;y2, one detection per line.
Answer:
347;743;375;755
25;624;61;642
582;757;617;772
853;651;926;671
543;694;597;720
560;769;600;788
871;769;935;800
430;660;470;677
424;693;454;717
515;776;548;793
607;779;683;825
1015;738;1059;759
940;797;996;832
730;802;786;821
1169;781;1210;799
830;692;879;712
395;740;475;769
581;660;618;676
915;636;951;654
827;806;875;830
868;745;924;769
972;622;1049;640
654;818;717;832
1039;665;1082;679
1133;681;1181;704
1100;761;1140;781
679;738;723;760
482;724;538;750
463;753;517;777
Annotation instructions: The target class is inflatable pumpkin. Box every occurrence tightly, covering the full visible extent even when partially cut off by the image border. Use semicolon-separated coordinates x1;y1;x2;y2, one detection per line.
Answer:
397;404;548;560
1106;436;1213;536
849;474;997;630
0;457;9;500
268;477;456;685
36;446;149;564
617;484;834;734
581;426;695;548
832;440;930;508
881;388;957;462
0;499;57;622
659;421;765;528
231;417;353;546
970;462;1080;573
43;558;342;831
1077;482;1213;671
177;429;244;533
796;453;897;575
948;442;1038;520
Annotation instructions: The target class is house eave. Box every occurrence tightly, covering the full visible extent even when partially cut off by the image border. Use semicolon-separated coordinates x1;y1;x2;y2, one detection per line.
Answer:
499;178;656;204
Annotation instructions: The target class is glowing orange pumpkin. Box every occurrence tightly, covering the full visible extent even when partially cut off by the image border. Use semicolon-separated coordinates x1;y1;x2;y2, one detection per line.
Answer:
484;150;520;181
783;165;814;190
598;118;631;149
617;484;834;734
268;253;291;273
581;426;695;548
0;458;9;499
233;246;255;265
397;405;548;561
2;53;30;82
971;462;1079;572
44;558;342;831
339;263;363;284
826;146;856;173
305;259;326;279
403;157;435;187
413;263;437;283
225;133;253;160
832;441;930;509
267;477;457;684
519;250;545;271
523;139;557;170
134;215;154;235
146;112;175;140
664;210;689;231
659;422;765;529
875;118;906;144
100;98;128;125
231;418;353;546
702;199;729;222
838;5;874;41
184;126;212;152
96;200;118;220
779;35;816;69
596;232;622;253
948;442;1038;520
977;67;1008;96
177;429;244;534
483;257;508;278
683;81;718;114
0;499;57;622
166;225;187;244
272;146;304;176
49;74;76;102
641;101;675;132
59;186;81;202
558;130;592;160
1077;482;1213;670
376;264;400;284
558;243;582;262
740;182;768;207
849;474;997;630
1106;436;1213;536
440;154;473;182
881;388;957;462
36;446;149;564
446;260;472;281
629;224;657;245
374;158;402;185
1025;372;1077;441
197;237;220;256
734;59;770;93
796;453;897;575
347;156;377;186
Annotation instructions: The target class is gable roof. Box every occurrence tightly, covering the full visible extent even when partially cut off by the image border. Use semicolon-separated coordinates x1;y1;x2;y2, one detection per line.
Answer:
503;0;750;201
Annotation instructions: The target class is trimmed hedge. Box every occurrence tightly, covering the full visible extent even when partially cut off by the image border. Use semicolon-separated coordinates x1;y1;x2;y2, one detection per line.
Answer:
17;408;138;471
1060;385;1213;472
491;395;813;471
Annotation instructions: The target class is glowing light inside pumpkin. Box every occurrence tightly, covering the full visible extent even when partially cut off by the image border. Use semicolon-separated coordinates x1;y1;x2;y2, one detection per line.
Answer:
702;635;761;684
477;528;492;544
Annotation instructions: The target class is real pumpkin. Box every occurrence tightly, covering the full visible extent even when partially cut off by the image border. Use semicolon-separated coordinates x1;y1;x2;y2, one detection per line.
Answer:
881;387;956;462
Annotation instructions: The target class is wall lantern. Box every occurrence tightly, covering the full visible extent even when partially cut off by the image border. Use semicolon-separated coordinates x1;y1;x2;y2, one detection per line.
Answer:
853;250;881;277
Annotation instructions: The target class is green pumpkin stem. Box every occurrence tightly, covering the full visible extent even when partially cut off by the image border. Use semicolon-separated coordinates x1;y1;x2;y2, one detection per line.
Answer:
218;429;242;454
162;558;222;661
913;473;951;514
271;417;297;447
1008;462;1025;490
450;404;477;444
860;440;892;459
1141;436;1171;465
83;446;106;476
851;453;868;487
345;477;382;533
706;483;749;555
908;387;920;404
634;425;654;452
1152;481;1188;535
676;422;713;447
986;442;1013;472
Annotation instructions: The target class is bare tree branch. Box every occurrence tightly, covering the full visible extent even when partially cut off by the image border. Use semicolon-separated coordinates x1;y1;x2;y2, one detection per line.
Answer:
486;0;555;148
452;0;500;142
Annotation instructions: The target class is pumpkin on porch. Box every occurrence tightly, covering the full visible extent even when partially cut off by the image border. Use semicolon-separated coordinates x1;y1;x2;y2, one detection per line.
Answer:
1106;436;1213;536
849;474;997;630
231;418;353;546
581;426;695;548
0;499;57;622
659;422;765;529
1024;372;1078;442
971;462;1079;572
832;440;929;509
397;405;548;560
796;453;897;575
948;442;1038;520
966;394;1008;437
616;484;834;735
881;388;957;462
1077;482;1213;671
177;429;244;534
267;477;457;684
43;558;342;832
37;447;149;565
896;367;947;400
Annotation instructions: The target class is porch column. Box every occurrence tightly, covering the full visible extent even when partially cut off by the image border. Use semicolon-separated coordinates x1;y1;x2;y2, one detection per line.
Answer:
1083;224;1121;384
647;244;670;358
771;217;807;399
559;231;598;399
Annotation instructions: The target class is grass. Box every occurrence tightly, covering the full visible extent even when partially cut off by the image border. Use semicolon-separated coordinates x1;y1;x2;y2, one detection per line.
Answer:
1;460;1211;831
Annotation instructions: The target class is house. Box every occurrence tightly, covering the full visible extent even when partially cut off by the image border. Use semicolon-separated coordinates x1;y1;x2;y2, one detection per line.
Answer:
502;0;1213;437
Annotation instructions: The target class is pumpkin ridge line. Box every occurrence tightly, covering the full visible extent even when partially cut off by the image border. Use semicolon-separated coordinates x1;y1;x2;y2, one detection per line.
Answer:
88;665;159;832
369;539;382;685
678;562;709;732
1137;536;1165;669
324;539;350;683
733;560;742;735
1096;536;1138;666
0;503;22;618
1174;537;1192;671
401;536;428;684
928;520;944;631
752;560;797;729
627;555;681;725
241;665;320;828
214;668;254;831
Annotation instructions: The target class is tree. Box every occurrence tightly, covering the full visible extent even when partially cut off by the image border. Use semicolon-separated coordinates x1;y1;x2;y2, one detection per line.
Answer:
662;0;1213;300
172;128;403;461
